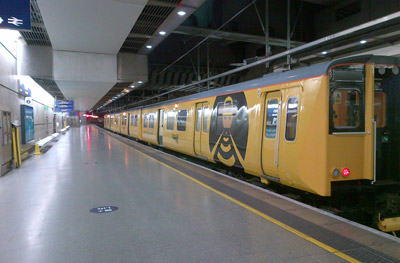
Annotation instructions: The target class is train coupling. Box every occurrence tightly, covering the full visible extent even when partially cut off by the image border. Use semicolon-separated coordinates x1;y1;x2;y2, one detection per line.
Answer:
378;213;400;233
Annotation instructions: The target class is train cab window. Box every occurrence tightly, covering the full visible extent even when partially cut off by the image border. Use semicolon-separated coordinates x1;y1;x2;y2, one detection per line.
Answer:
134;115;138;127
332;89;361;129
329;65;365;133
266;99;279;138
149;114;154;128
143;114;148;128
177;110;187;131
167;111;175;130
203;107;210;133
285;96;299;141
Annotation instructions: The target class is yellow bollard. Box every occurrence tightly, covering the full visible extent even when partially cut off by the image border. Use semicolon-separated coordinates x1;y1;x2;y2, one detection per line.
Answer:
34;144;41;155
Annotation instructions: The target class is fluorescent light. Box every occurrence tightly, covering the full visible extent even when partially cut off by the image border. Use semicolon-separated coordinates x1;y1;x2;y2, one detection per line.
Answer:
138;81;143;84
322;51;328;55
146;45;152;49
360;40;367;44
159;31;166;35
130;85;135;88
177;11;186;16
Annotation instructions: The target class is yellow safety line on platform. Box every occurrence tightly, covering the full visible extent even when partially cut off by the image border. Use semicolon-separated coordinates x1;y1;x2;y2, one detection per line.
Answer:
105;131;360;263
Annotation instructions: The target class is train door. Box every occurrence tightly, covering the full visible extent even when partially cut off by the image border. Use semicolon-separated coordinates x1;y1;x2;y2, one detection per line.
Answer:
194;102;209;157
374;65;400;182
158;109;164;145
261;91;282;178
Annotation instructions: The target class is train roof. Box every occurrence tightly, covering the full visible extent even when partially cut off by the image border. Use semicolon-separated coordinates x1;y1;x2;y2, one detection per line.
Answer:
129;55;399;111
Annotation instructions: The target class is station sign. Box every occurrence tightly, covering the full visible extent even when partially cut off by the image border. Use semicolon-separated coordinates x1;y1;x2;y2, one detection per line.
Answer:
18;81;32;97
55;100;74;112
0;0;31;31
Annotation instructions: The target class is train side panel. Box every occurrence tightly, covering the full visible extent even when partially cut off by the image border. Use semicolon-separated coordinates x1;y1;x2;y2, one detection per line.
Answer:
161;101;196;157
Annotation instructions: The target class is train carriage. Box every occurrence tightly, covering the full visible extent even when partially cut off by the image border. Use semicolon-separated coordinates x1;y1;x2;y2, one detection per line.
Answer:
105;55;400;198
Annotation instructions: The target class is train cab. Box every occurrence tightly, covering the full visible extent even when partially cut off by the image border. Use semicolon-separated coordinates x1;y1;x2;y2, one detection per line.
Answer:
328;56;400;193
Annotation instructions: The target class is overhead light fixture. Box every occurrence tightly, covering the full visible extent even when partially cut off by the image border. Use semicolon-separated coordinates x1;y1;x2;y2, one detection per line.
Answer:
360;40;367;44
177;11;186;16
146;45;152;49
159;31;166;35
138;81;143;84
130;85;135;88
322;51;328;55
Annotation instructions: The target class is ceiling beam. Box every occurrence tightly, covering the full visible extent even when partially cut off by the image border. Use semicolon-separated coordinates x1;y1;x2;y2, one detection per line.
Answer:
173;26;305;47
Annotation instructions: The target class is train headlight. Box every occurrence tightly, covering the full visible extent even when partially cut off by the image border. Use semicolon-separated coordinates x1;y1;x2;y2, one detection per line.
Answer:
342;168;350;177
332;169;340;178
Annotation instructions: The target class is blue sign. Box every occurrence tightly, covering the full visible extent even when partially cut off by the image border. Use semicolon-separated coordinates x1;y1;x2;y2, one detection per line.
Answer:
55;100;74;112
18;82;31;97
90;206;119;214
0;0;31;31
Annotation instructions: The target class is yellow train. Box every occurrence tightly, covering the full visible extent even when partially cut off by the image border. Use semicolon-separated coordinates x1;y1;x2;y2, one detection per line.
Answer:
104;55;400;199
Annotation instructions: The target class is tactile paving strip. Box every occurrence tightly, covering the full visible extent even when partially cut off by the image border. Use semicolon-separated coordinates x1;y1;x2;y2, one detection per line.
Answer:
103;129;400;263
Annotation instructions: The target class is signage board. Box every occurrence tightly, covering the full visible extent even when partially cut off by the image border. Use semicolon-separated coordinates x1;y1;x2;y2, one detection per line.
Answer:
18;81;32;97
24;96;32;106
55;100;74;112
0;0;31;31
20;105;34;144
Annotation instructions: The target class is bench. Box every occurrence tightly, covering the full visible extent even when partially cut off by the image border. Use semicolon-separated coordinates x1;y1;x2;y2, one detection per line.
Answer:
60;126;70;134
34;133;60;155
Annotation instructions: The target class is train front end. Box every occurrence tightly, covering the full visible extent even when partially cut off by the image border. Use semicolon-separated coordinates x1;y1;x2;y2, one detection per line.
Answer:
327;56;400;231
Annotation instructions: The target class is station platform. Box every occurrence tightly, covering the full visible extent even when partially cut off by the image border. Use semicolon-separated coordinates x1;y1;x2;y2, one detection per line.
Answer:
0;125;399;263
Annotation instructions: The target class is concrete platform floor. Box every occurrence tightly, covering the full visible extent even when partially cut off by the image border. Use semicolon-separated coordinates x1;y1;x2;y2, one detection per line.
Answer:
0;125;396;262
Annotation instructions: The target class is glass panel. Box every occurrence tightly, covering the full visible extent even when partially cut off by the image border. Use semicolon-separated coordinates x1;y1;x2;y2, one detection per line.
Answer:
149;114;154;128
134;115;138;127
196;108;202;132
143;114;148;128
266;99;279;138
130;115;135;126
285;97;299;141
177;110;187;131
374;91;386;128
203;107;209;133
167;111;175;130
332;89;360;128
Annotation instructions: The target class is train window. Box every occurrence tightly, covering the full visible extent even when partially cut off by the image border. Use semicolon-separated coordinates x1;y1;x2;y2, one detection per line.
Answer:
203;107;209;132
149;114;154;128
331;89;361;129
122;116;127;126
374;91;386;128
130;115;135;126
217;100;238;135
266;99;279;138
167;111;175;130
177;110;187;131
134;115;138;127
143;114;148;128
285;96;299;141
196;108;202;132
329;65;365;133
